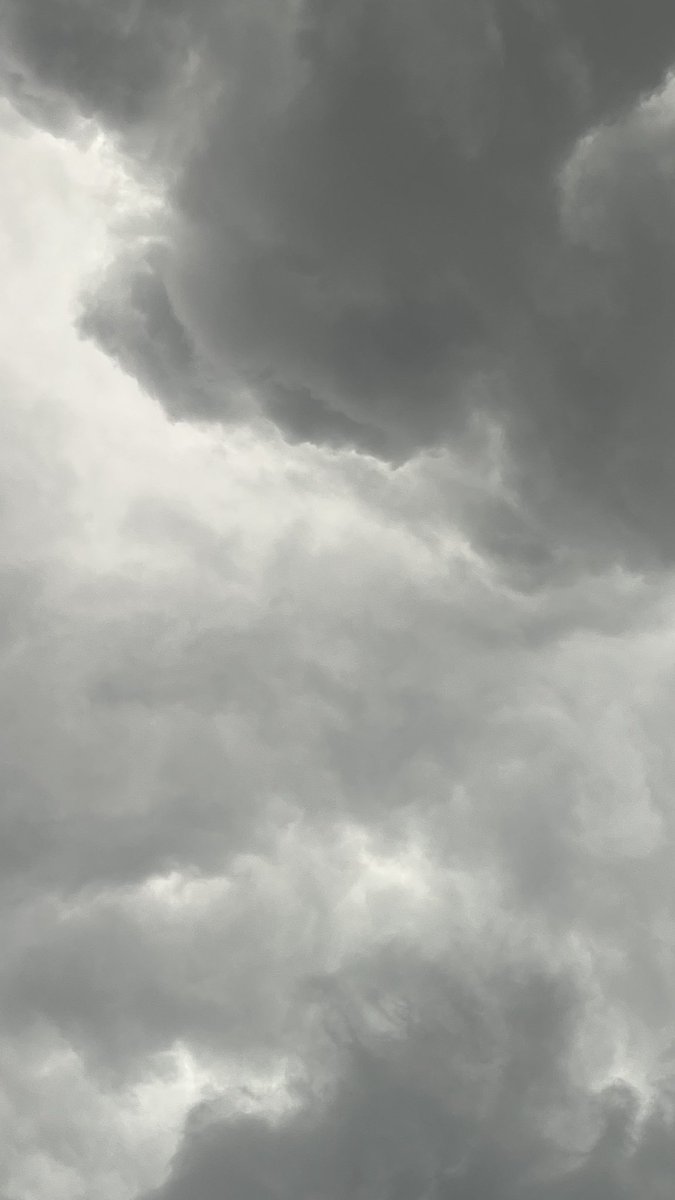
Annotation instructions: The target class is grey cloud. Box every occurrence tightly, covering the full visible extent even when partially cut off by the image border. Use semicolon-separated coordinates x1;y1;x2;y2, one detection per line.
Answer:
4;371;675;1199
78;245;232;424
5;351;675;1161
144;1084;675;1200
0;0;194;131
5;2;675;556
7;17;675;1198
3;358;673;949
137;952;675;1200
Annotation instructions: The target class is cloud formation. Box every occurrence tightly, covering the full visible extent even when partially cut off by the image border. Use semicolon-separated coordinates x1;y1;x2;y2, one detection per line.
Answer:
5;262;675;1196
5;1;675;555
4;8;675;1200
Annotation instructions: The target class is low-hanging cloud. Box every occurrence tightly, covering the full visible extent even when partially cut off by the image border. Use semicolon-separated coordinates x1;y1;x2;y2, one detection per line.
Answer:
5;339;675;1197
6;8;675;1200
5;1;675;556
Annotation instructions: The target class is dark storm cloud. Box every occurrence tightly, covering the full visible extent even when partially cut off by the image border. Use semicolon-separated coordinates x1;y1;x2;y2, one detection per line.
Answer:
144;1084;675;1200
138;951;675;1200
4;1;675;556
7;9;675;1198
79;244;236;424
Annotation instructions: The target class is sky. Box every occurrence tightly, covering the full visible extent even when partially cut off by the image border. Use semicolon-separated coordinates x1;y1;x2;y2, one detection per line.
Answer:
3;3;675;1198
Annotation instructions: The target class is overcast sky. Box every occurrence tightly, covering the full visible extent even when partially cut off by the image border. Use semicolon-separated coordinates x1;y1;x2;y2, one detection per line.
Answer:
3;4;675;1199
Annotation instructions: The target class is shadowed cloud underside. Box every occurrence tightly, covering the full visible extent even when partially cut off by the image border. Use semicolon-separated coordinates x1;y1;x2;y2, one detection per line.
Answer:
3;6;675;1200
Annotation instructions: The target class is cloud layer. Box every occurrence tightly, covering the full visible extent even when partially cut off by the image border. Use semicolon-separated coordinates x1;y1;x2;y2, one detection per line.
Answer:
5;1;675;557
4;6;675;1200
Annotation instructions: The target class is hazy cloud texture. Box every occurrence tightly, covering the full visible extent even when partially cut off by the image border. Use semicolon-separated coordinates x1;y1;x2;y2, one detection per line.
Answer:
3;5;675;1200
5;1;675;555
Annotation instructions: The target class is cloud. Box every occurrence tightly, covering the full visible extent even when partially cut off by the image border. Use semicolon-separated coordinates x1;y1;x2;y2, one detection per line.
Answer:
5;14;675;1200
4;344;675;1189
5;2;675;557
136;964;675;1200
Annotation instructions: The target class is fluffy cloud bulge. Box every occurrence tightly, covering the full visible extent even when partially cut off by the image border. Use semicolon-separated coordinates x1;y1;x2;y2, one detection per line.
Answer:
3;4;675;1199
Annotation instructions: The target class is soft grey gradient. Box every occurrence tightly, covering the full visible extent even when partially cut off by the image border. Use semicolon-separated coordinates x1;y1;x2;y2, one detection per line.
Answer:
3;5;675;1200
5;1;675;557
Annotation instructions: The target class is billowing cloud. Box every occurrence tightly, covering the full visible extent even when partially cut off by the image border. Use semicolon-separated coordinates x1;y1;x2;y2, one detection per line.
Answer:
5;1;675;556
4;10;675;1200
139;1073;675;1200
